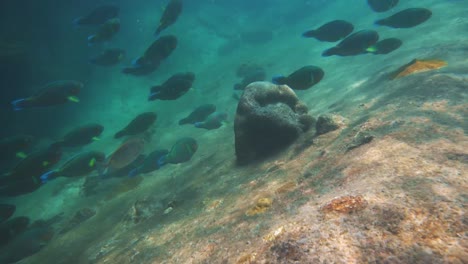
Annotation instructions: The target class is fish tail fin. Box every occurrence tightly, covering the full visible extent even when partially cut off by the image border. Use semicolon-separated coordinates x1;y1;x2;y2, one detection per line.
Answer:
40;171;57;184
272;75;287;85
157;155;167;167
114;130;125;139
193;122;203;128
302;30;316;38
178;118;189;125
87;35;97;46
148;88;161;101
322;47;337;57
374;19;385;26
128;168;140;178
11;98;27;111
154;28;162;37
72;17;83;27
366;45;378;53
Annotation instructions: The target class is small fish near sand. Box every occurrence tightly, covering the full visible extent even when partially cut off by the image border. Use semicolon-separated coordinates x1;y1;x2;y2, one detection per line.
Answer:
73;5;119;26
87;18;120;46
40;151;106;183
302;20;354;42
123;35;178;76
194;112;228;130
375;8;432;28
155;0;183;36
273;65;324;90
367;0;399;13
90;48;125;66
53;123;104;148
179;104;216;125
149;72;195;101
128;149;169;177
11;80;82;111
114;112;157;139
366;38;402;55
322;30;379;57
389;59;447;79
158;137;198;166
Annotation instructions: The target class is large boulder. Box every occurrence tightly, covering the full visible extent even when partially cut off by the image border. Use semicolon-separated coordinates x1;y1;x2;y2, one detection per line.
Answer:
234;82;313;164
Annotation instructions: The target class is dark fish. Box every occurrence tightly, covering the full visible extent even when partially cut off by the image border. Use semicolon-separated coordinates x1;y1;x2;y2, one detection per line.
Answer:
375;8;432;28
128;149;169;177
53;123;104;148
367;0;399;13
105;154;146;178
149;72;195;101
155;0;183;36
367;38;402;55
123;35;178;75
11;80;82;111
88;18;120;45
0;135;35;160
114;112;157;139
322;30;379;57
0;226;53;264
0;216;30;247
0;204;15;223
73;5;119;26
302;20;354;42
107;138;145;171
179;104;216;125
272;65;324;90
40;151;106;183
90;48;125;66
234;70;266;90
194;112;228;130
0;144;62;186
159;137;198;165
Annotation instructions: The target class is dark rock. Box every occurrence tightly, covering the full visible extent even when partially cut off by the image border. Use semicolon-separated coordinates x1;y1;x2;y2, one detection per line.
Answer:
234;82;313;164
315;115;339;136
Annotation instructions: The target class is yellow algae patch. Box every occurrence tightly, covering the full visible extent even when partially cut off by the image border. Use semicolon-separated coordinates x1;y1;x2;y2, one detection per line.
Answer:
321;195;368;214
391;59;447;79
203;198;223;212
263;225;285;242
245;197;273;216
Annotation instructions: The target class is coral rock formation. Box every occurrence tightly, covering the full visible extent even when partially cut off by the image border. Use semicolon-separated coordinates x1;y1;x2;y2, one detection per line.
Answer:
234;82;313;164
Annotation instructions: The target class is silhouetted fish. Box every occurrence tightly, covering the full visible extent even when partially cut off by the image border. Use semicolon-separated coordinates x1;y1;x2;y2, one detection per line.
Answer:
375;8;432;28
367;0;399;13
0;145;62;186
273;65;324;90
53;123;104;148
88;18;120;45
114;112;157;139
106;138;145;171
302;20;354;42
179;104;216;125
367;38;402;55
194;112;228;130
0;226;54;264
0;135;35;160
149;72;195;101
123;35;177;75
128;149;169;177
73;5;119;26
90;48;125;66
155;0;183;36
159;137;198;166
0;204;15;223
40;151;106;183
322;30;379;57
0;216;30;247
11;80;82;111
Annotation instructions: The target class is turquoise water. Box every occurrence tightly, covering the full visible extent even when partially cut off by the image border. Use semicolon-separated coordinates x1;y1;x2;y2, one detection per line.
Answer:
1;0;467;263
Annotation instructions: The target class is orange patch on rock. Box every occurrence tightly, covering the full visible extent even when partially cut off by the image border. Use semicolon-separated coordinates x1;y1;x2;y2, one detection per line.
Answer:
391;59;447;79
